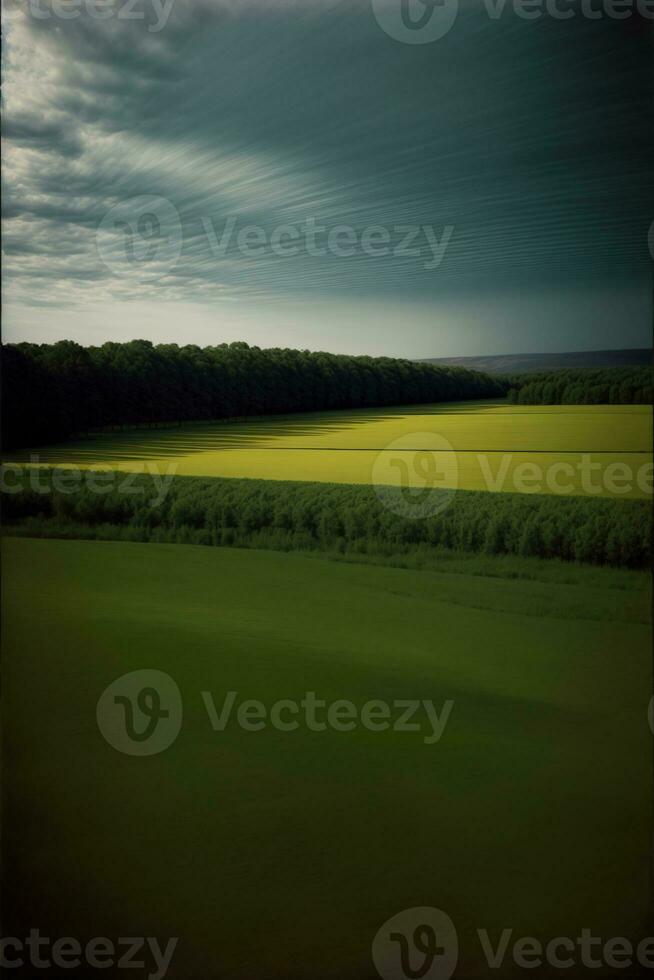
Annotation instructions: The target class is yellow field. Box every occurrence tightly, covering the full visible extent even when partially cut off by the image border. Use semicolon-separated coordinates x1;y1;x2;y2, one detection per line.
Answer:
9;401;653;498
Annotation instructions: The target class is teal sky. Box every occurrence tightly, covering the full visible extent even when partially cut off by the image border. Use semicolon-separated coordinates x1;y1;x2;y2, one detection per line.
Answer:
3;0;653;356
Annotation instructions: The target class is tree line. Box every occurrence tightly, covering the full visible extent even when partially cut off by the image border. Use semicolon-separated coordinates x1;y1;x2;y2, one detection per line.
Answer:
1;340;508;449
505;366;653;405
4;472;650;569
2;341;651;450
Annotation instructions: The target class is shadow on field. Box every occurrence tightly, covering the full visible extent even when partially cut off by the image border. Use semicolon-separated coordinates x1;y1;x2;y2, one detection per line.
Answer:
7;401;505;464
7;401;651;465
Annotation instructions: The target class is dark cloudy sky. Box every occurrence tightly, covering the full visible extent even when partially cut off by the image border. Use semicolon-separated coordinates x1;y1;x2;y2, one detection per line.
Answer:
2;0;652;356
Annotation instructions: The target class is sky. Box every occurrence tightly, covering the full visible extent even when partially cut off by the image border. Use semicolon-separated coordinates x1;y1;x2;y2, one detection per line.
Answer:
2;0;653;357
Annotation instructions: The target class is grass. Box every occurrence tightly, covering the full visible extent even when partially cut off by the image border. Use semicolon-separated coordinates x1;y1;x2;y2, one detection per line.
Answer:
3;536;651;979
7;401;653;498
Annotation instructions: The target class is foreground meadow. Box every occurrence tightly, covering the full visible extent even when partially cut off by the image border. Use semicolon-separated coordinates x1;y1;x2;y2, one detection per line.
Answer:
8;402;653;498
3;537;651;979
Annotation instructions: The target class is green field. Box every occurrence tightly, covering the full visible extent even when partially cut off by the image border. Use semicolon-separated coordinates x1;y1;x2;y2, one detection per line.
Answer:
3;537;651;978
9;401;653;498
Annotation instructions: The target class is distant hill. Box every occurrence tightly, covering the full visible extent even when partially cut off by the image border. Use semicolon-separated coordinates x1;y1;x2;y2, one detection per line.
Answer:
421;348;652;375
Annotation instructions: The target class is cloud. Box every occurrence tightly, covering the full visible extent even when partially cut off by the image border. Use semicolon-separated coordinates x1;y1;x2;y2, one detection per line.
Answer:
2;0;651;353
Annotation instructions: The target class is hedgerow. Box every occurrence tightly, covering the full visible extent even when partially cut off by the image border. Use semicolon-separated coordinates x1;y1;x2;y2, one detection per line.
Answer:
3;472;650;569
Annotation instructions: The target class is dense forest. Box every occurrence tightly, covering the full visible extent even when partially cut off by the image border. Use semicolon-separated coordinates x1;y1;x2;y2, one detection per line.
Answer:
505;366;653;405
2;340;507;449
2;342;651;450
4;472;650;569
